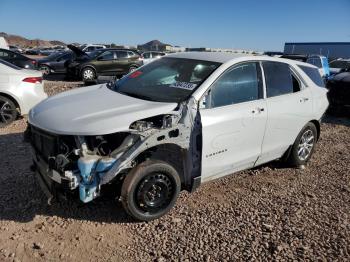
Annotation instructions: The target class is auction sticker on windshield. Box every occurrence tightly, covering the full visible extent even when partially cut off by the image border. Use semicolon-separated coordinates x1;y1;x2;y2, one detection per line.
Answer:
170;81;197;90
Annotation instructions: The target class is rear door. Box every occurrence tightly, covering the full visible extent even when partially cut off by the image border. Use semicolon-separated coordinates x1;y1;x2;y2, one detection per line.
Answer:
115;50;130;74
200;62;267;181
256;61;313;165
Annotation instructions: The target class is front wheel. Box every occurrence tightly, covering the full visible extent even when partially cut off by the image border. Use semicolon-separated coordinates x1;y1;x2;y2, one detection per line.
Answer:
287;122;317;167
81;67;96;81
121;160;181;221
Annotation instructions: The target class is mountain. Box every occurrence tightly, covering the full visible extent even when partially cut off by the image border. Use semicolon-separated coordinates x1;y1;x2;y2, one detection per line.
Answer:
0;32;66;48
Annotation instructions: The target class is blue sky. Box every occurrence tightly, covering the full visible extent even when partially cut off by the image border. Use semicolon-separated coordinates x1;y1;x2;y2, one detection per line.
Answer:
0;0;349;51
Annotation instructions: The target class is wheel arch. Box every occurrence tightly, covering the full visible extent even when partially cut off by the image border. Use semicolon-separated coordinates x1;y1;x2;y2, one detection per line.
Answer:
133;143;188;189
310;119;321;141
0;92;21;113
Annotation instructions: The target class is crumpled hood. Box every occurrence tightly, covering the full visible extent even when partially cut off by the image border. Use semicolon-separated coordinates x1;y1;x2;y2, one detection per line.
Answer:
29;84;177;135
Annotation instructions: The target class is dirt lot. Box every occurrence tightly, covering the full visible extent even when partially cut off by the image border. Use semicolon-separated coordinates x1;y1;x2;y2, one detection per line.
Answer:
0;81;349;261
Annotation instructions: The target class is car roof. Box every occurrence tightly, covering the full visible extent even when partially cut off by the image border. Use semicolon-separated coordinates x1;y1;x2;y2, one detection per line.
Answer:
165;51;318;70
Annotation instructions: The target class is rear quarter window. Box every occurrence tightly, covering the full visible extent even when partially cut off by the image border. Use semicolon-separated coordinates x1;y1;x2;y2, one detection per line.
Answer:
298;65;325;87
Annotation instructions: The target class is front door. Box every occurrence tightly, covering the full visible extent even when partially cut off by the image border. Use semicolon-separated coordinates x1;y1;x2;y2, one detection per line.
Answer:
200;62;267;181
95;50;116;75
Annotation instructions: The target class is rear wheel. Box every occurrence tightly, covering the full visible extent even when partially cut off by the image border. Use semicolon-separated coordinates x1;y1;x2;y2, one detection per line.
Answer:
121;160;181;221
40;65;51;75
129;66;138;73
287;122;317;167
0;96;17;127
81;67;96;81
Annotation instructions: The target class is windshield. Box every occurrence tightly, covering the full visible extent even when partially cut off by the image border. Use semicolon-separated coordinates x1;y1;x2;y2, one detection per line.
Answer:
112;57;221;103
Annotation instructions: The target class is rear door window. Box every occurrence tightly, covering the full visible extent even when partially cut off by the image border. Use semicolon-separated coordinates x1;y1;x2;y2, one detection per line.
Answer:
116;51;128;59
263;61;300;98
298;65;325;87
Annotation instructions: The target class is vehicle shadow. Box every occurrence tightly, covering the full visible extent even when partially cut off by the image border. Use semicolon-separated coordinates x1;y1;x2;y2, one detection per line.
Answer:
322;113;350;127
0;132;135;224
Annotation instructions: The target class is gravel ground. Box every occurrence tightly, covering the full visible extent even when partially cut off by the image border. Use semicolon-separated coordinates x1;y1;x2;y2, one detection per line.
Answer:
0;81;349;261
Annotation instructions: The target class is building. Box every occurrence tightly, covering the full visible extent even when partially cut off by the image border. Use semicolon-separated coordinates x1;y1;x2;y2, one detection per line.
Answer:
186;47;258;54
137;40;172;52
284;42;350;60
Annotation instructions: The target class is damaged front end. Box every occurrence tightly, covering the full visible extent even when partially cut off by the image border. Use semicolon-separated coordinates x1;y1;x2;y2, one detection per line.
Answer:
26;100;202;204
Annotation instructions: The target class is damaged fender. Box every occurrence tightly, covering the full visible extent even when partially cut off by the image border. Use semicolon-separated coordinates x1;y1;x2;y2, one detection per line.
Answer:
76;97;202;203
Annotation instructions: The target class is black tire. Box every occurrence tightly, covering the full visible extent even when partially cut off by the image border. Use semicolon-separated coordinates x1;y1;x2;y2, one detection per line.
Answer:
0;96;17;127
121;160;181;221
40;65;51;75
287;122;318;167
81;67;96;81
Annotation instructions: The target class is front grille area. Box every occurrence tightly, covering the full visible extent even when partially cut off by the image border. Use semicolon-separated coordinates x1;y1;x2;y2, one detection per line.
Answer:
30;126;59;161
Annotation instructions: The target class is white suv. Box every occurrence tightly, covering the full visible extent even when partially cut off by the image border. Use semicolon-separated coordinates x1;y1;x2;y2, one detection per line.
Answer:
27;52;329;221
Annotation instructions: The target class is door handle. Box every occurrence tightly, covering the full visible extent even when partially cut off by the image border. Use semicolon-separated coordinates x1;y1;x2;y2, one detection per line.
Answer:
300;97;309;102
252;107;265;114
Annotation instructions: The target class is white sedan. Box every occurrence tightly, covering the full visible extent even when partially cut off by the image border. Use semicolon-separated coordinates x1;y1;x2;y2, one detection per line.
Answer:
0;59;47;127
28;52;328;221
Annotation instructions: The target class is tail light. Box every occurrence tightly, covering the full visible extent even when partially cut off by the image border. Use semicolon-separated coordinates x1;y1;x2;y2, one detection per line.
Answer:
31;60;37;64
23;77;42;84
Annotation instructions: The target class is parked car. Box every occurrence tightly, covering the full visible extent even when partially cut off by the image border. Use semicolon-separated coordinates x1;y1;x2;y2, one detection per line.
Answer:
9;45;23;53
67;45;142;81
329;59;350;75
326;69;350;115
37;51;75;75
0;59;47;127
0;48;38;69
26;52;328;221
281;54;330;79
80;44;106;53
38;48;60;56
25;48;40;55
141;51;166;64
263;51;283;57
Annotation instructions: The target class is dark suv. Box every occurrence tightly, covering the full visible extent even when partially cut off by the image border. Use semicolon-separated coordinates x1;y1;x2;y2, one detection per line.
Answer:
67;45;143;81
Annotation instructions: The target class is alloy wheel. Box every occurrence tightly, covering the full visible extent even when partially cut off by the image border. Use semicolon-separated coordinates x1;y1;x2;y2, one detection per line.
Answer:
83;69;94;80
297;129;315;161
